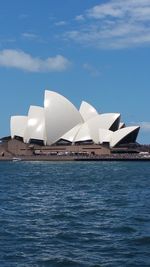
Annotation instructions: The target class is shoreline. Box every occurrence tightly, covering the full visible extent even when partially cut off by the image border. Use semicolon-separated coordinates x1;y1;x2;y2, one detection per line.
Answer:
1;155;150;162
1;139;150;162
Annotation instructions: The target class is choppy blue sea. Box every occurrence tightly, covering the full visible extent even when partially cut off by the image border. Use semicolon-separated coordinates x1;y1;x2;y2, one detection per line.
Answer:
0;161;150;267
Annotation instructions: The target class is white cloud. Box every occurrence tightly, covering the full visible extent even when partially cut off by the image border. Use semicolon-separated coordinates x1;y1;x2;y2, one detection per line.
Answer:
0;49;70;72
65;0;150;49
87;2;123;19
87;0;150;20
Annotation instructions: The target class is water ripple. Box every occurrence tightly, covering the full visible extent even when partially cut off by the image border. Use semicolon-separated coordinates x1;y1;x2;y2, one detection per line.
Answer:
0;161;150;267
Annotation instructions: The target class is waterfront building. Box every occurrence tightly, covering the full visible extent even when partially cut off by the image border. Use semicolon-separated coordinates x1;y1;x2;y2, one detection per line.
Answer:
10;90;140;148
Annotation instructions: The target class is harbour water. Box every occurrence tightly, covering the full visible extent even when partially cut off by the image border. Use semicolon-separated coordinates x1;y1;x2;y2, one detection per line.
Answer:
0;161;150;267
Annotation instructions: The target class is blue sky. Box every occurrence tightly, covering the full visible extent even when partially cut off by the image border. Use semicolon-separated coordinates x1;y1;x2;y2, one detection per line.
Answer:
0;0;150;143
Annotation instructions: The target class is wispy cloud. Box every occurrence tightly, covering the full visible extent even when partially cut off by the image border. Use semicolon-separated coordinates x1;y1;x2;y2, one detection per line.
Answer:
138;122;150;132
75;15;85;22
54;20;67;26
83;63;101;77
21;32;39;40
65;0;150;49
21;32;46;44
0;38;16;44
0;49;70;72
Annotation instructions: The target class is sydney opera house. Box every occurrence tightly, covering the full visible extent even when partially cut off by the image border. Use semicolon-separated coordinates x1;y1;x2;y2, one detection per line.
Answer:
8;90;140;158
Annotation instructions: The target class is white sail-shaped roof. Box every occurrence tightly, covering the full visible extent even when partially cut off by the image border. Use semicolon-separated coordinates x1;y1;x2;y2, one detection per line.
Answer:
44;90;83;145
10;89;140;148
88;113;120;130
86;113;120;143
74;123;91;142
61;123;82;142
24;106;46;144
110;126;140;148
74;113;120;144
99;129;112;144
79;101;98;121
11;116;27;139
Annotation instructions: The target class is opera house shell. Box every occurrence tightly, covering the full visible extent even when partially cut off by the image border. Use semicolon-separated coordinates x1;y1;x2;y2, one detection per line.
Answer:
10;90;140;148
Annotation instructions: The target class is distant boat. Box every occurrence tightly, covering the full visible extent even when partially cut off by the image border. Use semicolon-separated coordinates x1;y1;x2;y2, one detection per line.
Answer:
12;157;22;162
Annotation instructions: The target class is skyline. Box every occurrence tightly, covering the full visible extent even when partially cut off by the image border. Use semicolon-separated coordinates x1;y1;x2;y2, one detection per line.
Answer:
0;0;150;143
